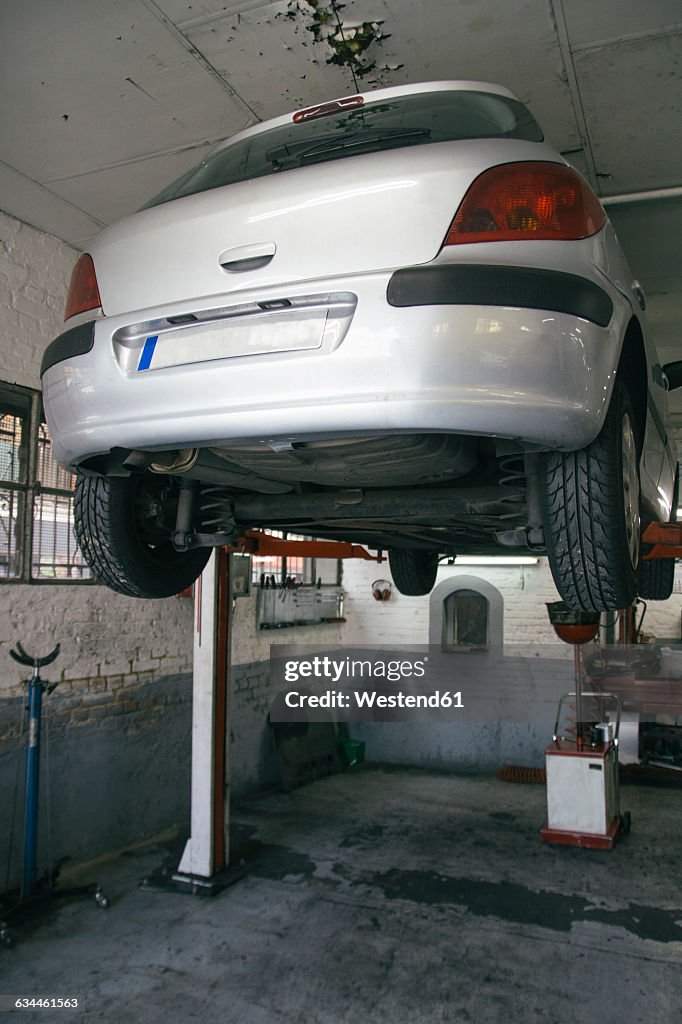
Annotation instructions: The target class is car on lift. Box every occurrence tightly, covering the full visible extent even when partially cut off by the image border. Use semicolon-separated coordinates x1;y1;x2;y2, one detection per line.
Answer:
41;80;678;610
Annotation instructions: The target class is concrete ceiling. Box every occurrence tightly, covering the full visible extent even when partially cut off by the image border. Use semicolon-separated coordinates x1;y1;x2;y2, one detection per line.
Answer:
1;1;681;409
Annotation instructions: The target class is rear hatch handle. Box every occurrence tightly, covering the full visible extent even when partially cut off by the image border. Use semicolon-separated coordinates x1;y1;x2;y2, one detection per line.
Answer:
219;242;276;273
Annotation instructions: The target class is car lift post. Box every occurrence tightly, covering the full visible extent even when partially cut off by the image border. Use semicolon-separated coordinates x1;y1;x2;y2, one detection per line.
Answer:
167;534;383;894
173;547;231;890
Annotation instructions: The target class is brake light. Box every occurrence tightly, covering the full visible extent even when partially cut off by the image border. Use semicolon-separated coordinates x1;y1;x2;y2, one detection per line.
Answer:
293;95;364;123
444;162;606;245
64;254;102;321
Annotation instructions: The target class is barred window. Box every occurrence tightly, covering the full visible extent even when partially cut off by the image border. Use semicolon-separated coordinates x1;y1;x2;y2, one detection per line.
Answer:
0;382;91;583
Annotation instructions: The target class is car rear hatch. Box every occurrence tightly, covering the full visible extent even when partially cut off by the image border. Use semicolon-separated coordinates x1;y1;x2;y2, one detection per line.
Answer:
89;85;551;317
94;139;554;317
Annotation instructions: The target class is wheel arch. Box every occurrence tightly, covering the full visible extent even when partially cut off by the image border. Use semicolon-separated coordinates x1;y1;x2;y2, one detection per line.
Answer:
615;316;648;454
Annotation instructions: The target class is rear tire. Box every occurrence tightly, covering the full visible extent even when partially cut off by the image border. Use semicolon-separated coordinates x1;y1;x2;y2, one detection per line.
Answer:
388;549;439;596
638;556;675;601
639;465;678;601
74;472;210;598
542;380;641;612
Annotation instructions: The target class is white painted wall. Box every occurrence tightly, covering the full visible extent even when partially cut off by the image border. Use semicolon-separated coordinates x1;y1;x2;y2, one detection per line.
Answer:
338;555;682;649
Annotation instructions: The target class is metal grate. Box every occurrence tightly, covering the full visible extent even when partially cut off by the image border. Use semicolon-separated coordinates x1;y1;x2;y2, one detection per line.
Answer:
32;424;90;580
0;411;27;484
0;410;28;580
0;485;23;579
0;383;91;583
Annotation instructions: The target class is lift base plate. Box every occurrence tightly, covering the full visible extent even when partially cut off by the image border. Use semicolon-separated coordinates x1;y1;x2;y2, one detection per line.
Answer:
540;816;624;850
139;864;246;898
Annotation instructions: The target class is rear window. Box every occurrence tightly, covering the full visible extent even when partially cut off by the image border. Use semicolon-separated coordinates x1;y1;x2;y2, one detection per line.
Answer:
144;90;543;209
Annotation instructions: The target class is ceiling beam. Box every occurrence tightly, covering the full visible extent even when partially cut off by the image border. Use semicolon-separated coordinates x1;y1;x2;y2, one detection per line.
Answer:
136;0;262;124
549;0;599;192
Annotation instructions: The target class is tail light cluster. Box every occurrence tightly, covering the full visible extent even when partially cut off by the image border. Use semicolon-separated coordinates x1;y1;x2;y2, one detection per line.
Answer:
64;253;102;321
444;161;606;246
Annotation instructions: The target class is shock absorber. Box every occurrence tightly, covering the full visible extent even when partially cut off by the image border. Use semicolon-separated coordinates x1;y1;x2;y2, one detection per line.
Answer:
172;479;199;550
172;480;237;550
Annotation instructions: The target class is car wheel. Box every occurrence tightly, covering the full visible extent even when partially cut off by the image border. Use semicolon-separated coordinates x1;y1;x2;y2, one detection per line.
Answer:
388;549;439;596
639;465;678;602
638;556;675;601
542;379;640;612
74;472;210;598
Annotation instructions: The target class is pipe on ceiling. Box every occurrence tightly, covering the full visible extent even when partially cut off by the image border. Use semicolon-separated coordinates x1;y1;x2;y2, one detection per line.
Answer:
602;186;682;207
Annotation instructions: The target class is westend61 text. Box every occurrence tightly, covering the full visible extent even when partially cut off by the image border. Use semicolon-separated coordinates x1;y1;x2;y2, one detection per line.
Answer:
284;690;463;710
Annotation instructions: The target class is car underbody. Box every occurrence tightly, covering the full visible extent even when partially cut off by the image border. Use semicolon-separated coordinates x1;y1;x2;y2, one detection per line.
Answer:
81;432;545;559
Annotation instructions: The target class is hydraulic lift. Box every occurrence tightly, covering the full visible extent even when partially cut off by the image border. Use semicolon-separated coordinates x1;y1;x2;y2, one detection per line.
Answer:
167;532;383;891
640;521;682;560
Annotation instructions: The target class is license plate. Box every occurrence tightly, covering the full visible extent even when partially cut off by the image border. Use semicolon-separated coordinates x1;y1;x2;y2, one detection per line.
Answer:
137;309;327;372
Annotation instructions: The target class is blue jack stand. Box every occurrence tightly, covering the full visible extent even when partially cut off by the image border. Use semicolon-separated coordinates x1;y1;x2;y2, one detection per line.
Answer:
1;643;109;948
13;642;61;901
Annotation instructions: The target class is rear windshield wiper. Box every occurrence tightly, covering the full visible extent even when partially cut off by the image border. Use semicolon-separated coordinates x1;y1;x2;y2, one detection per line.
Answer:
267;128;431;169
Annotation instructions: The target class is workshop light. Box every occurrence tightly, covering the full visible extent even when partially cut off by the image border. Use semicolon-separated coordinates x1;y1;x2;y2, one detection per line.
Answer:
444;162;606;245
64;254;102;321
452;556;539;566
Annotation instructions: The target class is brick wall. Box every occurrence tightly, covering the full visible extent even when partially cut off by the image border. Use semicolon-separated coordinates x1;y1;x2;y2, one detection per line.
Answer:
339;556;682;647
0;210;195;702
0;675;193;884
0;212;199;887
0;211;75;388
339;557;565;647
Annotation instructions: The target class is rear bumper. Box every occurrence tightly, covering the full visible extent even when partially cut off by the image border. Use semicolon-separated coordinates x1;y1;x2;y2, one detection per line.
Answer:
41;320;95;377
41;266;627;469
387;264;614;327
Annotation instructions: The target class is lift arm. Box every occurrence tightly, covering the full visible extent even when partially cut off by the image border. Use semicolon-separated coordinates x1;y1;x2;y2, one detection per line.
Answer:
230;530;385;562
641;522;682;559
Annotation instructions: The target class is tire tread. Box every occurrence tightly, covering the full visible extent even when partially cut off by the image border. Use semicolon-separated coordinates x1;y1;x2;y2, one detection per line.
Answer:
542;382;638;611
74;474;209;598
388;549;439;596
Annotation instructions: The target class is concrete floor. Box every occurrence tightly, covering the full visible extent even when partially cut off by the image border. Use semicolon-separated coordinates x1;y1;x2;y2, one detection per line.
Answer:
2;766;681;1023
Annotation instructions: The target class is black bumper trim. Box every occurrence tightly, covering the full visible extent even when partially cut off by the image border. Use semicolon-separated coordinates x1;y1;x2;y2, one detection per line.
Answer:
40;321;95;377
386;265;614;327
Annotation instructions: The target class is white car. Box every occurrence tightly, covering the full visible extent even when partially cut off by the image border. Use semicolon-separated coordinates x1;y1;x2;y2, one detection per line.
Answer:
41;81;678;609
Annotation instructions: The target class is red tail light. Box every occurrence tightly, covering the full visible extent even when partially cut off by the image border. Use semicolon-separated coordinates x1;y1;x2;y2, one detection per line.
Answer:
444;162;606;246
64;254;102;321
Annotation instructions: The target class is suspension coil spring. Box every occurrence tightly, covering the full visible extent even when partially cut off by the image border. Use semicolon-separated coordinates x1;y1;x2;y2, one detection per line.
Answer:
199;486;236;534
498;454;526;521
